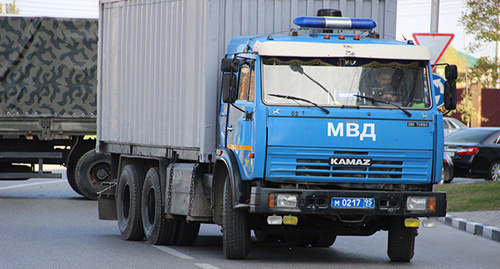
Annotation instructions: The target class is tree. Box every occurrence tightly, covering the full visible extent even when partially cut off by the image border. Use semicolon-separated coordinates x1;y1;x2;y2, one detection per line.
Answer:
455;90;488;127
0;0;20;14
460;0;500;88
469;56;500;87
459;0;500;53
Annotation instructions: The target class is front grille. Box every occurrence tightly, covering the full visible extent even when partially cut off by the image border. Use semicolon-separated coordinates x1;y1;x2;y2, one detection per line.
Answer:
267;147;432;184
296;158;403;178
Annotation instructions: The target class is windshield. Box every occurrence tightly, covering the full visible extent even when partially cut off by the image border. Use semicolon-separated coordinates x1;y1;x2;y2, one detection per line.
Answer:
262;57;431;108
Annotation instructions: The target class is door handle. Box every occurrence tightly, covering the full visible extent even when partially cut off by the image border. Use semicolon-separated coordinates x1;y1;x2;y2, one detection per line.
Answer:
227;125;233;132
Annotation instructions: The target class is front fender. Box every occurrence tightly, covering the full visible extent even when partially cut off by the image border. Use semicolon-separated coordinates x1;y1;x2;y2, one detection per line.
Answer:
214;148;250;205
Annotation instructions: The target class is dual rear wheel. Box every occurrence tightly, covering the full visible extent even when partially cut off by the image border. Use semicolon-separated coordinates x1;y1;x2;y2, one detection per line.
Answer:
116;164;200;245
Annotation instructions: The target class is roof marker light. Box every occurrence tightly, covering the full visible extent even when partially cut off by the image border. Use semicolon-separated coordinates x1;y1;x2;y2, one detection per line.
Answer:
293;16;377;30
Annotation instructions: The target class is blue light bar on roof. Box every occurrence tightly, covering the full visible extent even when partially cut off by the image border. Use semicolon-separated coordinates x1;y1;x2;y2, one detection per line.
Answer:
293;16;377;30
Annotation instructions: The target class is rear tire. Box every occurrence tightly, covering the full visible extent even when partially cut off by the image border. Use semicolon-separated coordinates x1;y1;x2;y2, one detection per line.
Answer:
387;217;416;262
117;164;145;240
487;161;500;181
222;177;250;259
142;167;177;245
75;149;112;200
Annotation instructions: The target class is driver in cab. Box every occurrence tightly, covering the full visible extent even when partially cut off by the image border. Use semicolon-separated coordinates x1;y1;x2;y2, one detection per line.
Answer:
371;71;397;102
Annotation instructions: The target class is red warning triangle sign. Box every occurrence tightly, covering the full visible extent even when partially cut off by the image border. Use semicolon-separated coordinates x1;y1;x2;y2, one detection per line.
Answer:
412;33;454;67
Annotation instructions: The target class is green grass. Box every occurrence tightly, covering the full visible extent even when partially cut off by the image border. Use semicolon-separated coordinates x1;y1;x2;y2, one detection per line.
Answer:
434;181;500;212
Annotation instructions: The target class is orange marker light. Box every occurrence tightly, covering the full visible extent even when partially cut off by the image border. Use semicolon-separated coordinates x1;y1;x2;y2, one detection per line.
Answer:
268;194;275;208
324;35;330;39
428;197;436;211
217;150;223;156
354;35;360;40
249;153;255;158
339;34;345;40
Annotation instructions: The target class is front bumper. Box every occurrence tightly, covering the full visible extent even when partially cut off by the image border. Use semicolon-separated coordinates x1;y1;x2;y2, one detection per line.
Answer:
249;187;446;217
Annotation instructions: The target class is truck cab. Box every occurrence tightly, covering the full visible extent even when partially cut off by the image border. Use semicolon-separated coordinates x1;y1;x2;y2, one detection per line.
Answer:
215;16;454;261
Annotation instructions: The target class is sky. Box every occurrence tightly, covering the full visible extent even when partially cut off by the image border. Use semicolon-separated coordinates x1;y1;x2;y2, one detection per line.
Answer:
396;0;496;59
0;0;495;59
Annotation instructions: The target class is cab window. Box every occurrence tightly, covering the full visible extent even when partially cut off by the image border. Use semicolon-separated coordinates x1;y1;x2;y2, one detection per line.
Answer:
237;64;255;102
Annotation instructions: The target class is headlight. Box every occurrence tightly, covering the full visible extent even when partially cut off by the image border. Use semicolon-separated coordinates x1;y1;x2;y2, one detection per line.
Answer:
275;193;299;208
406;196;436;212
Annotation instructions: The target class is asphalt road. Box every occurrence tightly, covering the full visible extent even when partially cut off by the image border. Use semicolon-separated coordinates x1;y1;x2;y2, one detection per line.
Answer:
1;168;499;269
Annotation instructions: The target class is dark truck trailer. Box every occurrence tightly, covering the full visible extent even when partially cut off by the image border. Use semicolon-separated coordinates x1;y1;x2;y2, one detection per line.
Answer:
0;16;110;199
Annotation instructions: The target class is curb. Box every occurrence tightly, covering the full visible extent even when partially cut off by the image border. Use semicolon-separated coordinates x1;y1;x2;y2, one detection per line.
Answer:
437;215;500;243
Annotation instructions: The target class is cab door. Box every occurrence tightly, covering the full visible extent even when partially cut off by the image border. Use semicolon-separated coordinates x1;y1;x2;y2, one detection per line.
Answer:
226;62;256;180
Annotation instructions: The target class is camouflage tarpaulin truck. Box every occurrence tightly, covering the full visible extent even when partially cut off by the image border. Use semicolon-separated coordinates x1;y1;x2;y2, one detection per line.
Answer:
0;16;110;199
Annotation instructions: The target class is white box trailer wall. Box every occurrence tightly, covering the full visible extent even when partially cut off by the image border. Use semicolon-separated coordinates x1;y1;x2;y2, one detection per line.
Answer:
97;0;397;162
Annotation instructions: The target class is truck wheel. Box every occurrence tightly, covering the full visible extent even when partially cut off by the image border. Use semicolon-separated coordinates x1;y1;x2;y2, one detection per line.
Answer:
222;177;250;259
66;164;83;195
487;161;500;181
142;167;177;245
387;217;416;262
311;234;337;247
117;164;145;240
75;149;112;200
174;219;200;246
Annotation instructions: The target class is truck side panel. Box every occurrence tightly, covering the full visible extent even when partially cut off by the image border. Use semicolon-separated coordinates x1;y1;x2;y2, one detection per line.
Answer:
97;0;396;162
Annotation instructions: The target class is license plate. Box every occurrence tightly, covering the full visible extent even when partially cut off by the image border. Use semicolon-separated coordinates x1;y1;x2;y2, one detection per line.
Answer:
331;197;375;209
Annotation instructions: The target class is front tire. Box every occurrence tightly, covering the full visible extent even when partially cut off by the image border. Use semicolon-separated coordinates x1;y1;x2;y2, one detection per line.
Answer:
222;177;250;259
387;217;417;262
75;149;112;200
487;161;500;181
117;164;145;241
142;167;177;245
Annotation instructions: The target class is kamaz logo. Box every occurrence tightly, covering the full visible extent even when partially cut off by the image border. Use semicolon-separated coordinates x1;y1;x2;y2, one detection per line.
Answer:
329;158;372;166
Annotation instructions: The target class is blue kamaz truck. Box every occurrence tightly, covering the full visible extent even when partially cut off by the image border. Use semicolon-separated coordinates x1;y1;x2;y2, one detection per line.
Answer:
97;0;456;262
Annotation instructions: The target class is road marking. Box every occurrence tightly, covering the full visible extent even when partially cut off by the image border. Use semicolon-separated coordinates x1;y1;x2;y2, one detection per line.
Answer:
195;264;220;269
152;245;194;260
0;180;66;190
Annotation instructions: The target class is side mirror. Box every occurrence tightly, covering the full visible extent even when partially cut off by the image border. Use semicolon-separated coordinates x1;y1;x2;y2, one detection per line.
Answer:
444;80;457;110
221;58;241;73
222;73;238;103
445;65;457;81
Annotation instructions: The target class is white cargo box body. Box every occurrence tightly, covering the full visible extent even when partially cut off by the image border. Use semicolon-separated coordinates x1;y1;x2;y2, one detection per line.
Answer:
97;0;396;162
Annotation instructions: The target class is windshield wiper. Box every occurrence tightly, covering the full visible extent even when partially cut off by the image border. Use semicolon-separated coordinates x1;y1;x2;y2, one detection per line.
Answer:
354;94;412;117
289;65;335;103
269;94;329;114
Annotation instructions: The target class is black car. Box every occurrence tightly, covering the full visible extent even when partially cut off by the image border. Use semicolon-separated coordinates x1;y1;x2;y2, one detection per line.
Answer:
443;117;468;137
444;128;500;181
